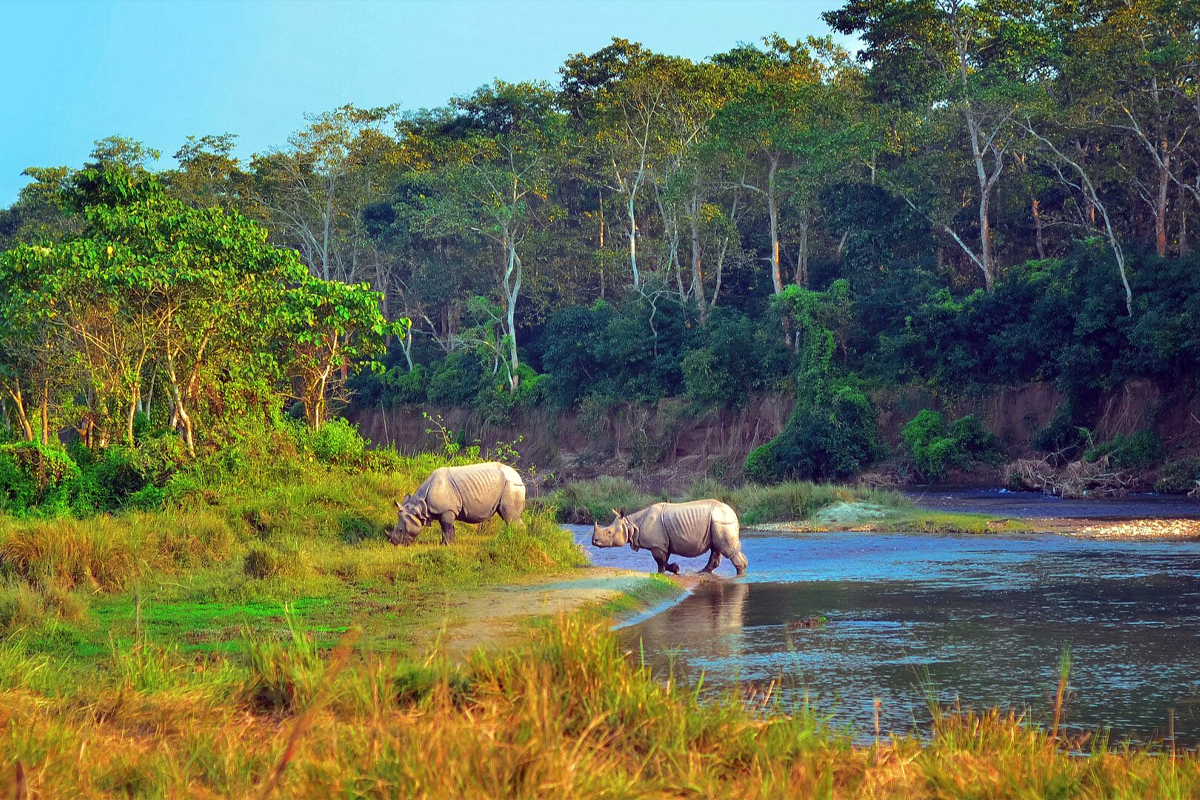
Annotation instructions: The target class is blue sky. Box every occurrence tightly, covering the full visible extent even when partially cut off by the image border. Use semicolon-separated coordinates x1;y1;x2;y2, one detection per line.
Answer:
0;0;847;205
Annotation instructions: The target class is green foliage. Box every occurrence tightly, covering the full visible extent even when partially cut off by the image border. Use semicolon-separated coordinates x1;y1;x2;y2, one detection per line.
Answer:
745;382;879;483
1083;430;1163;471
295;418;368;466
1155;457;1200;494
0;165;406;460
0;443;81;517
902;410;1002;481
680;310;790;407
1030;403;1089;455
551;477;659;524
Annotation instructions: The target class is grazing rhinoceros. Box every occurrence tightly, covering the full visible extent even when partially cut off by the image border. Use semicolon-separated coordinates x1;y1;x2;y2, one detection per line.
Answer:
388;462;525;546
591;500;748;576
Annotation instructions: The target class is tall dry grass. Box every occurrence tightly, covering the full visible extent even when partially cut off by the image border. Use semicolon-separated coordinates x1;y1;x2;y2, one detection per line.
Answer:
1;617;1196;799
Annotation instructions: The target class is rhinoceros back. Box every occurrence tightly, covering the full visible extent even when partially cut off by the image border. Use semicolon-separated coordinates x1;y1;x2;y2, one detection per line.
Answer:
651;500;731;558
441;462;524;523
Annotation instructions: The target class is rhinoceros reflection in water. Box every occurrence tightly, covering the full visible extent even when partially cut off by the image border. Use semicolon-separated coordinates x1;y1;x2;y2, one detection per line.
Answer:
628;580;751;665
591;500;749;575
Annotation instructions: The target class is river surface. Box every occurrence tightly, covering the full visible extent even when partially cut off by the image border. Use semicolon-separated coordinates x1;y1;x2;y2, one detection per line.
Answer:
906;486;1200;519
569;510;1200;744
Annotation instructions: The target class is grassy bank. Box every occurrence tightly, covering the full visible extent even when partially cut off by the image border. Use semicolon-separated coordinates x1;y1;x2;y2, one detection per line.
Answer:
0;426;585;661
553;476;914;527
2;615;1196;798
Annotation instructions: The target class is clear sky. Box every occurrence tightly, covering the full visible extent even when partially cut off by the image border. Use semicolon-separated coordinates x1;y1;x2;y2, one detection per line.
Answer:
0;0;848;205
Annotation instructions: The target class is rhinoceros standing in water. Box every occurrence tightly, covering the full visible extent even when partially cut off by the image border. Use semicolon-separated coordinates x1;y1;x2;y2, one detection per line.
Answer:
591;500;748;576
388;462;525;546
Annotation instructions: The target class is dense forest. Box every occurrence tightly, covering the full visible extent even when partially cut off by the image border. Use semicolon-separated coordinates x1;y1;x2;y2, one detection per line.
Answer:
2;0;1199;494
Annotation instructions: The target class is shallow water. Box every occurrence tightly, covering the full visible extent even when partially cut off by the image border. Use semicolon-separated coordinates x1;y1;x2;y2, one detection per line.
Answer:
570;525;1200;744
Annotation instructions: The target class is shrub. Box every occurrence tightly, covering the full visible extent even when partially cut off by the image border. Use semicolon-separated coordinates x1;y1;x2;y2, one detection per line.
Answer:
299;418;367;466
681;311;790;407
902;410;1001;481
745;384;879;483
1155;456;1200;493
0;442;81;516
1084;430;1163;470
381;364;428;406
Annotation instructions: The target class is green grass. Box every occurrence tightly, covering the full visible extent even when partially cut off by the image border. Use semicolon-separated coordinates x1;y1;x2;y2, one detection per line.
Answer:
550;476;662;524
552;475;915;526
0;430;586;665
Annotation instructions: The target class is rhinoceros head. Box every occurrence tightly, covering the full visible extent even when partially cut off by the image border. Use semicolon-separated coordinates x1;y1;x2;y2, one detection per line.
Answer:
387;495;427;546
591;509;637;549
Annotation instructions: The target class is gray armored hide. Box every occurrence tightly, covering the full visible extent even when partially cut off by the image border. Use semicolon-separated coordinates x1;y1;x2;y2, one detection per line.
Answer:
591;499;748;576
388;462;526;546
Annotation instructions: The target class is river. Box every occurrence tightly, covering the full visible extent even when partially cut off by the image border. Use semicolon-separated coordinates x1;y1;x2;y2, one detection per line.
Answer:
567;492;1200;745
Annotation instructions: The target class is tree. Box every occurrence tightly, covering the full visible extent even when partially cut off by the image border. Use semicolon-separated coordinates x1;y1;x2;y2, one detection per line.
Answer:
414;81;564;392
827;0;1050;290
280;277;403;428
168;133;257;214
254;104;401;282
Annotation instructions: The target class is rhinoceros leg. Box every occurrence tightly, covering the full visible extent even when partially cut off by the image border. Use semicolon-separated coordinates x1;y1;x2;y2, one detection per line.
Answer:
651;550;679;574
729;550;748;576
498;481;526;523
438;512;457;545
700;550;722;574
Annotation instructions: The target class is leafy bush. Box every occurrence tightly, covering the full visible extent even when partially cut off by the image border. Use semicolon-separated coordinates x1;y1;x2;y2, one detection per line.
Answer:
424;350;490;406
1030;403;1090;454
1155;456;1200;494
298;418;367;465
902;410;1002;480
1083;430;1163;470
745;383;879;483
0;442;81;516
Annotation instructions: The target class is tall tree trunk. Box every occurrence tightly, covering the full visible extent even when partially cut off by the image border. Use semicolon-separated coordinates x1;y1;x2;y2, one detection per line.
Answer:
126;388;138;446
598;189;606;300
5;383;34;442
688;191;706;323
1032;197;1047;260
165;350;196;457
321;186;334;281
627;194;639;290
502;237;522;393
1155;151;1169;257
766;156;783;294
40;381;49;446
1076;140;1096;226
1179;181;1190;257
794;206;810;287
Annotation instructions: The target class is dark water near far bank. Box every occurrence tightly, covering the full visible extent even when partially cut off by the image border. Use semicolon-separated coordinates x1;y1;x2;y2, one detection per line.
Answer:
907;486;1200;519
571;524;1200;745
